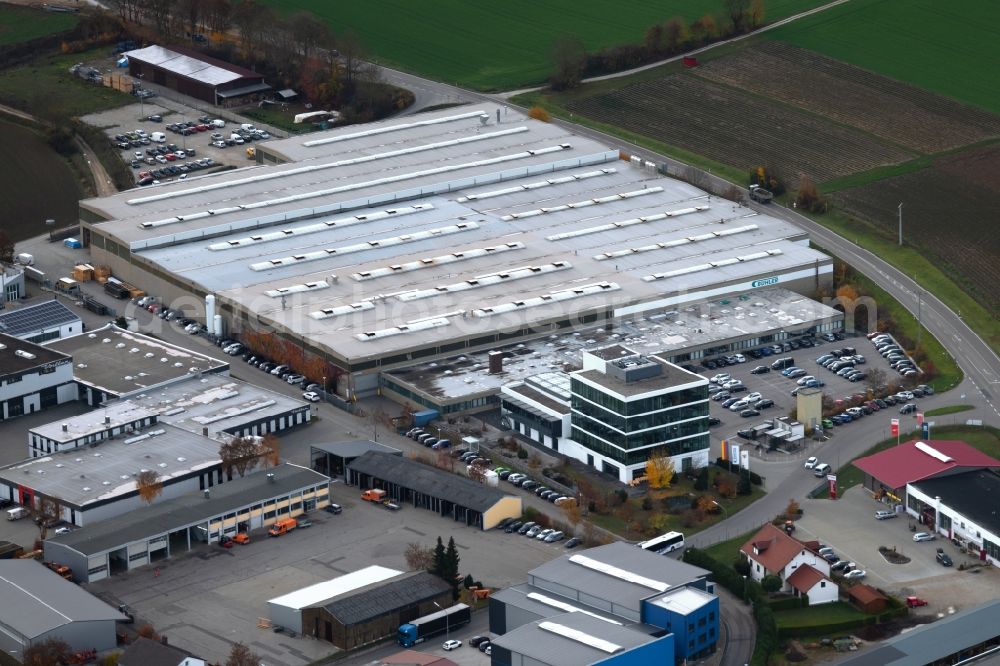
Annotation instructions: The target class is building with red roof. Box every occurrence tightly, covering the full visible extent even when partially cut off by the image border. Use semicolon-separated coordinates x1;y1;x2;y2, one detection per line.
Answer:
740;523;836;605
852;439;1000;503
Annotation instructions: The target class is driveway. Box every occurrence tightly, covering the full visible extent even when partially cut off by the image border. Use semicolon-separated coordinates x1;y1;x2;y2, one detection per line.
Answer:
794;487;1000;614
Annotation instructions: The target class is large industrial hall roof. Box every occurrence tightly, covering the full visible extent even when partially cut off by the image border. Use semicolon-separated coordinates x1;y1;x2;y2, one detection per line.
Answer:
80;107;831;367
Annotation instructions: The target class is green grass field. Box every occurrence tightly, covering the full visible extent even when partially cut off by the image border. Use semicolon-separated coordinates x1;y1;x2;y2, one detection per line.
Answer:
0;5;78;47
260;0;826;91
774;601;866;628
765;0;1000;114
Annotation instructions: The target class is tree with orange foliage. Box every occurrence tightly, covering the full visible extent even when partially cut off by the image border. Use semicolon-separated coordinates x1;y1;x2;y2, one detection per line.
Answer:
136;470;163;505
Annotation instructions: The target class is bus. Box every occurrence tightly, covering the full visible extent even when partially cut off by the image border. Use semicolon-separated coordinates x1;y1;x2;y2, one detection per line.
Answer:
637;531;685;555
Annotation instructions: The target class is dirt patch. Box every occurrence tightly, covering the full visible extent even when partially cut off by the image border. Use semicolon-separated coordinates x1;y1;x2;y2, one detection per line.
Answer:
696;43;1000;153
834;143;1000;314
566;74;914;182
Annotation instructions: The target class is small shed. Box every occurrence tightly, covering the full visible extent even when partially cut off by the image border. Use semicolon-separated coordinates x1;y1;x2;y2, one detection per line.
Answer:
275;89;298;101
848;584;888;614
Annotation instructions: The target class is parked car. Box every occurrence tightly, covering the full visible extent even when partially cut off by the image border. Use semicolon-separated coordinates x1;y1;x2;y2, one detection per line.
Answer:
875;510;897;520
750;365;770;374
843;569;866;580
936;549;953;566
325;503;342;514
469;636;490;647
913;532;936;542
442;639;462;651
804;457;818;469
565;537;583;548
302;391;321;402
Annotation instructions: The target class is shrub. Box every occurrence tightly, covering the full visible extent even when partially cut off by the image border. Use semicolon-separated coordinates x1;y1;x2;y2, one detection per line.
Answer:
733;558;751;577
641;496;653;511
694;466;709;491
761;574;782;593
528;106;551;122
614;488;628;505
517;447;528;459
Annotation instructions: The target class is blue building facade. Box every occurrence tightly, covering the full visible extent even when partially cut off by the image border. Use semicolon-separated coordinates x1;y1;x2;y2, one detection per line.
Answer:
641;588;720;663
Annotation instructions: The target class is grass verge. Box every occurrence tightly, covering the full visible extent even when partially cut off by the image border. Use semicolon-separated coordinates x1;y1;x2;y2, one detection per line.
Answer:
773;601;866;629
816;425;1000;498
703;528;757;564
0;4;78;47
925;405;976;417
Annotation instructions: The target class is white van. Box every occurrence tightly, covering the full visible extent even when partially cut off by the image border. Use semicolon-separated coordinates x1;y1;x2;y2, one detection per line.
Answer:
150;132;166;143
813;463;832;478
240;123;256;132
211;119;225;128
6;507;28;521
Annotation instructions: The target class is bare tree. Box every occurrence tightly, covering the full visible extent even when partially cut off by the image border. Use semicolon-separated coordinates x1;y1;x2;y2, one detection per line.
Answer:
225;643;260;666
36;494;63;540
259;433;281;470
0;230;15;264
338;30;366;92
549;36;587;90
136;470;163;504
176;0;201;35
404;542;434;570
231;0;267;58
724;0;751;32
23;639;70;666
204;0;233;34
289;11;330;62
866;368;887;394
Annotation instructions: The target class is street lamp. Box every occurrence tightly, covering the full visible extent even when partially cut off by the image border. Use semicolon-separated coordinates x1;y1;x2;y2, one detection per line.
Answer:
433;601;450;641
321;375;326;400
136;74;145;119
742;574;748;601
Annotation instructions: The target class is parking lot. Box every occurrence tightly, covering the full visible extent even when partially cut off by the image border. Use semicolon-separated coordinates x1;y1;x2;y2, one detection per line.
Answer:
82;478;566;665
795;487;999;613
702;333;927;443
81;101;270;186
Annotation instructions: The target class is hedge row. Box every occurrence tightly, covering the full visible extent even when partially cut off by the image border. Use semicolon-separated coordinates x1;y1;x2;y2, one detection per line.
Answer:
777;604;909;639
768;596;809;612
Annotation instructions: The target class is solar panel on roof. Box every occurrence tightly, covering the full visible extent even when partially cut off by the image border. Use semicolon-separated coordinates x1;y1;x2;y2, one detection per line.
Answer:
0;301;79;337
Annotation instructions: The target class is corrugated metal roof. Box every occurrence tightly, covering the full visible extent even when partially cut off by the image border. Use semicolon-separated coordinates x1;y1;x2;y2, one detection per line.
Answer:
323;570;450;625
124;45;258;86
347;451;513;513
0;560;126;639
490;611;655;665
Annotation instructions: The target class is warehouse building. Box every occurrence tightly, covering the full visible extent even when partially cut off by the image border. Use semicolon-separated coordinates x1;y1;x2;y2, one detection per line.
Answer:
309;439;402;479
27;399;158;457
0;332;76;422
46;324;228;406
267;565;451;648
490;542;718;665
347;450;521;529
908;469;1000;566
837;598;1000;666
43;463;330;582
0;560;127;658
77;107;834;404
0;298;82;344
124;45;270;105
7;419;228;526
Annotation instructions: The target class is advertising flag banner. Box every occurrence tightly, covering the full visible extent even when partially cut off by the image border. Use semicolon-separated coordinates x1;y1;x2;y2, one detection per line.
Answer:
730;443;740;466
917;412;924;426
720;440;727;461
740;449;750;470
827;474;838;500
922;422;930;439
891;418;900;437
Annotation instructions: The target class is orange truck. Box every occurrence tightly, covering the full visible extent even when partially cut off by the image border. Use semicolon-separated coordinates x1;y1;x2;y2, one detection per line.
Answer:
268;517;297;537
361;489;387;503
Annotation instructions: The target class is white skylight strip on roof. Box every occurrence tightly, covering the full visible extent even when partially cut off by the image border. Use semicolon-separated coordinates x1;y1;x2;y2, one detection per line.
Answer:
547;204;710;241
352;242;526;281
472;282;619;318
915;441;953;463
355;317;450;341
525;592;623;625
207;204;435;250
308;301;376;320
135;145;573;229
395;262;572;302
192;399;277;424
264;281;331;298
502;187;663;221
568;553;669;592
129;127;530;207
596;224;760;260
642;248;783;282
537;622;623;654
302;110;489;147
249;222;478;272
457;168;616;202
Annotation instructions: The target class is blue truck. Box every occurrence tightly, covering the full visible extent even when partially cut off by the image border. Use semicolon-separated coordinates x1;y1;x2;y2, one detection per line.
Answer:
397;603;471;647
412;409;439;428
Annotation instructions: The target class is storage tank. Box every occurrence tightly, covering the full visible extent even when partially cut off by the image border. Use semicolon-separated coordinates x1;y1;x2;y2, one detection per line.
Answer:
213;314;223;338
205;294;216;335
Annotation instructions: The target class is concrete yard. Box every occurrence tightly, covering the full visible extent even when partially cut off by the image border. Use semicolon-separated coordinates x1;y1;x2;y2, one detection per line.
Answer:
84;478;565;665
795;487;999;615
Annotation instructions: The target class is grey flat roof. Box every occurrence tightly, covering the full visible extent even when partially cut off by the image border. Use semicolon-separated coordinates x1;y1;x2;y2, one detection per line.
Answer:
121;373;309;438
0;332;70;375
912;470;1000;538
0;299;80;337
490;611;655;665
46;324;228;397
837;599;1000;666
491;583;627;626
323;570;450;625
529;542;709;612
30;400;158;443
348;451;513;512
119;637;192;666
0;560;126;638
1;423;220;508
310;440;402;458
79;108;831;366
573;356;706;398
47;463;328;556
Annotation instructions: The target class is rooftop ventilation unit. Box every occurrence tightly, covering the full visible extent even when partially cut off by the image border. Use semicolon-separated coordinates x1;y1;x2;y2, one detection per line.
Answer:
504;187;663;221
457;168;616;202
